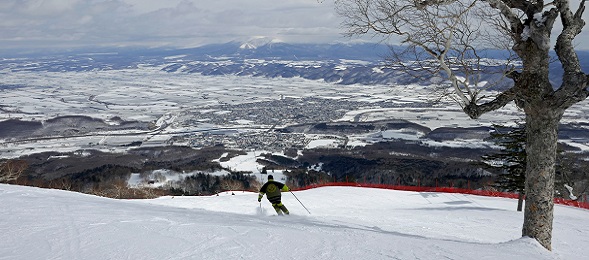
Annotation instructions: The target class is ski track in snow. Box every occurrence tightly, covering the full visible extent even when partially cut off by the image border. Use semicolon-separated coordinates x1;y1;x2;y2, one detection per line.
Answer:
1;184;587;259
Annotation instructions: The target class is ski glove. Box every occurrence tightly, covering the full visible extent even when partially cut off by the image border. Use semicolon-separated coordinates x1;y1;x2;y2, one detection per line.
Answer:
258;198;261;202
258;193;263;202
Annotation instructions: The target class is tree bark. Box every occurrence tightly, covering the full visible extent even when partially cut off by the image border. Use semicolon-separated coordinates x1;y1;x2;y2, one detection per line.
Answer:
517;193;524;212
513;36;564;250
522;104;563;251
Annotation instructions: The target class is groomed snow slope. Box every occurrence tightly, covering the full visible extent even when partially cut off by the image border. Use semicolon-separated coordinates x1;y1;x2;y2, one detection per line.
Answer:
1;184;587;259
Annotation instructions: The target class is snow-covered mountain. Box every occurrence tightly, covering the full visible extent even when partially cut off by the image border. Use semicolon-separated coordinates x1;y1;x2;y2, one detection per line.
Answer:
2;184;586;259
2;41;587;87
238;37;284;50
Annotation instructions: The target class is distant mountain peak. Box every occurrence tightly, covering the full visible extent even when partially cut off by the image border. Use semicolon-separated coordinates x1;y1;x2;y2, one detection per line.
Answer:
239;37;284;50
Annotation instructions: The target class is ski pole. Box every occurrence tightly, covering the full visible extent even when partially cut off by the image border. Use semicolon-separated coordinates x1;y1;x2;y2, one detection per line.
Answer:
290;191;311;214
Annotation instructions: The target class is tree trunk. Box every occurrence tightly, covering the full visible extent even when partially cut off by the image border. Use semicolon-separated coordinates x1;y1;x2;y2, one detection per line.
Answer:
517;193;524;212
522;106;563;251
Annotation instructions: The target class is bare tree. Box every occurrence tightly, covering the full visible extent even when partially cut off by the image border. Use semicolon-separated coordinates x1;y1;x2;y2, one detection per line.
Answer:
335;0;588;250
0;159;28;183
221;179;245;192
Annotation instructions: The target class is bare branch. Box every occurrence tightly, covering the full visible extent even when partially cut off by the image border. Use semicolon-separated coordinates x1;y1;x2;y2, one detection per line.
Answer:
338;0;520;112
555;0;586;73
463;87;517;119
0;160;28;183
416;0;459;8
552;0;589;109
483;0;525;42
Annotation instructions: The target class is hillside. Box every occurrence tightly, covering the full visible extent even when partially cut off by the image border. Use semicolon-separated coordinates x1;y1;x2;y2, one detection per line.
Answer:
1;184;587;259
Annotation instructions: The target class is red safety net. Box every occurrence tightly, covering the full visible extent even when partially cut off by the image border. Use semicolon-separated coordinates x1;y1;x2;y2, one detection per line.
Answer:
291;182;589;210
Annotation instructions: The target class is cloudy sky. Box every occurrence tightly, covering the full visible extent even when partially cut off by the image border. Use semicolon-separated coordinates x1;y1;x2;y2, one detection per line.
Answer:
0;0;343;51
1;0;588;52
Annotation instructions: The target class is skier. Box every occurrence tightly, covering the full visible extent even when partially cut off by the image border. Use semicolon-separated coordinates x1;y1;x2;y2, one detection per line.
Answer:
258;175;290;215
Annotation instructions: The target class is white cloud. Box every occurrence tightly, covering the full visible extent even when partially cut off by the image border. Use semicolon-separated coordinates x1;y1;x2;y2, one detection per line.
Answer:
1;0;587;52
1;0;72;17
0;0;343;51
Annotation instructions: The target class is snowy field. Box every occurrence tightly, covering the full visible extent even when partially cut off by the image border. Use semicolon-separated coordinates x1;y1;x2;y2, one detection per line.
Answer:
0;68;527;126
3;68;589;159
1;184;587;259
